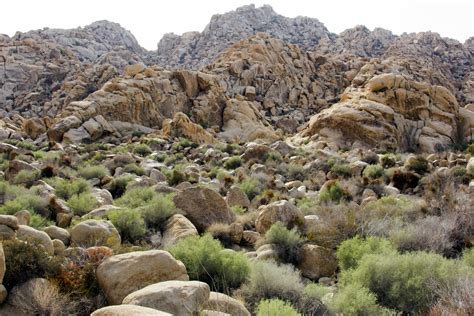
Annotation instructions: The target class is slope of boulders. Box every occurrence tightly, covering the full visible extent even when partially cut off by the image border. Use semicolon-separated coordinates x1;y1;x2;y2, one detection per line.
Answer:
0;133;472;315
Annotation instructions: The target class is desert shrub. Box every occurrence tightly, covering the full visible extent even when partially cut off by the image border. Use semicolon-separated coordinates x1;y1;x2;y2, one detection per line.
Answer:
207;223;233;247
429;275;474;315
172;137;197;151
231;205;246;215
462;248;474;267
238;260;306;311
306;203;357;248
78;165;109;180
123;163;146;176
239;177;262;200
330;163;352;177
340;251;473;313
405;155;428;174
107;174;134;198
8;278;76;316
163;165;187;186
331;284;396;316
296;196;317;215
363;165;385;179
303;283;332;300
224;155;243;169
29;213;54;230
336;236;396;271
13;169;40;186
139;193;177;228
133;143;152;156
264;222;303;264
2;239;62;290
169;234;249;292
47;177;90;200
319;181;349;204
116;187;155;208
380;153;397;168
359;196;421;224
0;194;48;215
108;208;146;243
17;140;37;150
266;151;283;163
362;152;380;165
288;163;305;181
257;299;301;316
67;192;98;216
389;215;456;255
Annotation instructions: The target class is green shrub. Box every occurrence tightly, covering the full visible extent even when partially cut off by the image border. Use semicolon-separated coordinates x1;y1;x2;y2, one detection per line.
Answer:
336;236;396;270
238;260;304;309
266;151;283;163
304;283;332;300
133;144;152;156
47;177;90;200
13;169;40;186
139;193;177;228
163;165;188;186
67;192;98;216
78;165;109;180
265;222;303;264
108;209;146;243
319;181;349;204
231;205;246;215
331;163;352;177
288;163;305;181
123;163;146;176
2;239;62;290
116;187;155;208
257;299;301;316
17;140;37;151
224;156;243;169
462;248;474;267
239;178;262;200
296;197;317;215
340;252;473;313
331;284;396;316
0;194;48;215
107;175;134;198
360;196;421;221
169;234;250;292
29;213;54;230
405;156;428;174
380;154;397;168
363;165;385;179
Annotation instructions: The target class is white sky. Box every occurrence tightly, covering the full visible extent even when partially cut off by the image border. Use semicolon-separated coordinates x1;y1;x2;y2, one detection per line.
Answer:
1;0;473;50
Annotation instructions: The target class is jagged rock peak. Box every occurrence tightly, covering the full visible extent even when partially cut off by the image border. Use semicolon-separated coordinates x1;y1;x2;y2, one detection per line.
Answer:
153;4;334;69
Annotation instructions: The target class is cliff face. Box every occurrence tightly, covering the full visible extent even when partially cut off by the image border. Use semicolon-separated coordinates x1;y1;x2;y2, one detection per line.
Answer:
0;5;472;152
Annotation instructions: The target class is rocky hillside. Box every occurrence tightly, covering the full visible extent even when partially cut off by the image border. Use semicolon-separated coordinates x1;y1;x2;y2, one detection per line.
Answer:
0;4;473;316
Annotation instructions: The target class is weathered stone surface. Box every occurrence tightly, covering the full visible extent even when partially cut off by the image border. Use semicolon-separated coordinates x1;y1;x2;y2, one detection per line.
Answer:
43;225;71;246
70;220;121;248
0;215;19;230
226;186;250;208
122;281;210;315
205;291;251;316
91;305;172;316
96;250;189;304
0;243;5;284
161;214;199;248
298;244;338;280
17;225;54;255
162;112;219;144
173;186;235;231
255;200;304;234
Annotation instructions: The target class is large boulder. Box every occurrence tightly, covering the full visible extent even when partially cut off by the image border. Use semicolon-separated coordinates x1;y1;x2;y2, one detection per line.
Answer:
96;250;189;304
173;186;235;231
205;292;251;316
297;73;462;152
17;225;54;255
0;243;5;283
161;214;198;248
226;186;250;209
122;281;210;315
162;112;219;144
0;215;20;230
5;160;40;182
297;244;338;280
91;305;172;316
70;220;121;248
43;225;71;246
255;200;304;234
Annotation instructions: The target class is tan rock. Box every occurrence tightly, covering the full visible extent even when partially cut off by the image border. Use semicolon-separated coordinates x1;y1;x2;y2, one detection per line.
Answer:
70;220;121;248
0;215;19;230
255;200;304;234
297;244;337;280
17;225;54;255
91;305;172;316
0;243;5;283
162;112;219;144
124;63;146;77
0;225;15;240
96;250;189;304
205;291;251;316
122;281;210;315
23;117;47;139
14;210;31;225
226;186;250;209
173;186;235;231
161;214;198;248
43;225;70;246
174;71;199;98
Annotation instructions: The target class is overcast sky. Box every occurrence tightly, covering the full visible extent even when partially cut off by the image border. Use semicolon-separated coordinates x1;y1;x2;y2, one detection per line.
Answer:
1;0;473;50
